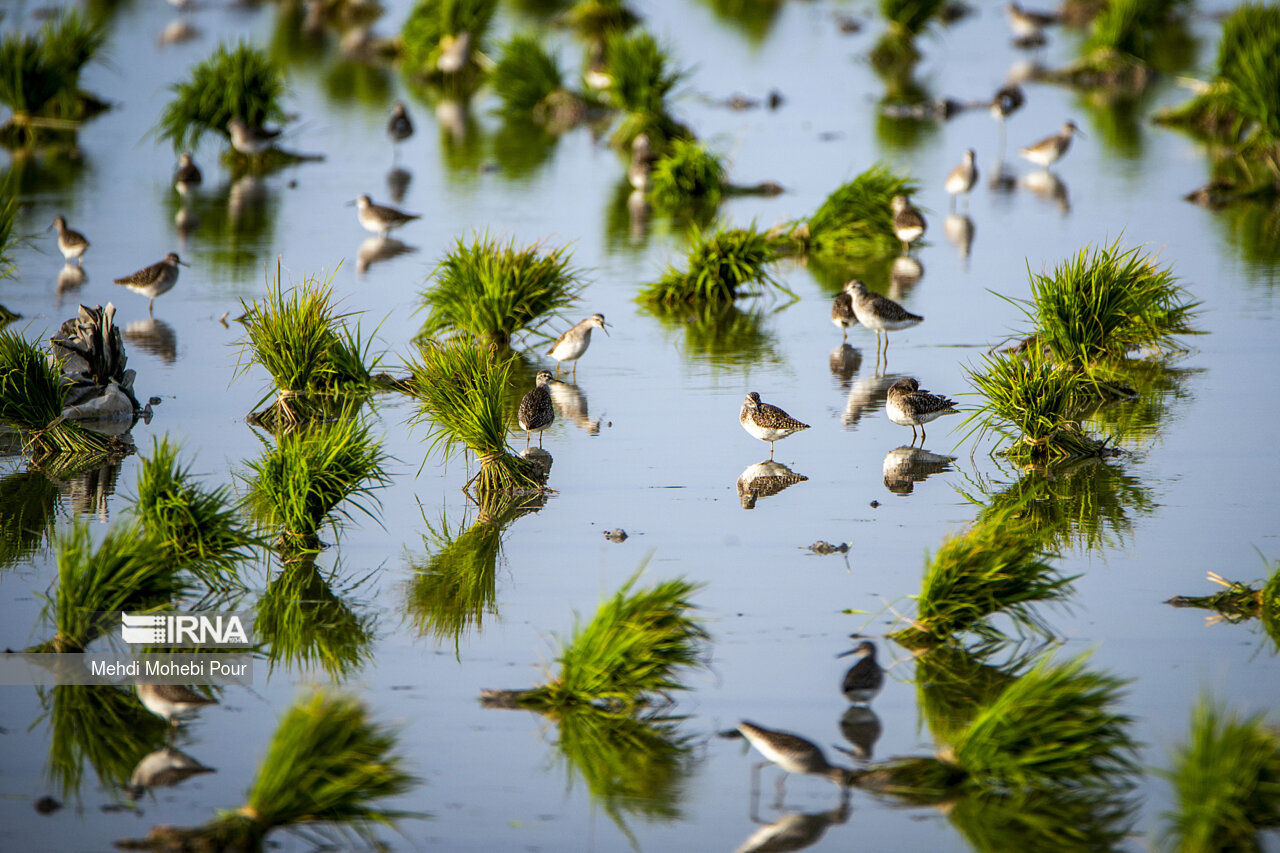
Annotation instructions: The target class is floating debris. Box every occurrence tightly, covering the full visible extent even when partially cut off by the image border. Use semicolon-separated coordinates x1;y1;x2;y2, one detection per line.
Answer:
603;528;628;542
807;541;849;555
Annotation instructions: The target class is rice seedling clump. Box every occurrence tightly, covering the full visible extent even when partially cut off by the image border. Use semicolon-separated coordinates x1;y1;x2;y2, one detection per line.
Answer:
400;0;499;86
649;139;726;209
796;165;919;262
417;234;583;347
156;41;287;154
0;10;107;146
604;29;690;151
640;222;784;306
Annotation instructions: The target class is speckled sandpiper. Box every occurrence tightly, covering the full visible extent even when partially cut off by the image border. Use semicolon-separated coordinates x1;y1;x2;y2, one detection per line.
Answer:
114;252;187;315
837;639;884;706
735;721;856;790
50;215;89;265
547;314;609;377
173;152;202;192
831;286;856;341
227;116;282;157
1020;120;1082;171
945;149;978;211
740;392;809;460
137;684;217;729
352;194;421;237
518;370;557;449
845;280;922;360
387;100;414;144
890;194;926;255
886;377;960;444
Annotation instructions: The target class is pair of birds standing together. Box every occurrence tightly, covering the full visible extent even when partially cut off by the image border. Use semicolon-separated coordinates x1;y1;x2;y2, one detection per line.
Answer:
50;216;187;314
517;314;610;449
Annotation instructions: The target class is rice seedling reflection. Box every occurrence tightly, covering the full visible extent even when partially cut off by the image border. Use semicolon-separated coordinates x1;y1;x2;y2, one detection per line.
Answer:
116;691;417;851
405;490;545;652
1159;698;1280;852
644;301;784;370
1166;560;1280;650
481;570;708;713
0;466;60;570
871;0;947;76
256;551;376;678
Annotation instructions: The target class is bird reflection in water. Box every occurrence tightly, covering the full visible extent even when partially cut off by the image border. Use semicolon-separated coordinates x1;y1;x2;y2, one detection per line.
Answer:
889;255;923;300
737;461;808;509
174;205;200;242
228;175;268;226
828;343;862;391
56;263;87;308
839;705;883;761
628;188;650;242
128;746;214;801
386;166;411;203
842;372;905;429
1023;170;1070;214
882;446;956;496
520;446;553;481
62;459;124;521
125;317;178;364
734;789;850;853
549;380;604;435
357;236;417;274
944;213;975;268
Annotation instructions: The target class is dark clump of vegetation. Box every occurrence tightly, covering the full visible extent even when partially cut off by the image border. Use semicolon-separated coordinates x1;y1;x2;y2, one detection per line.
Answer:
566;0;640;39
155;41;288;153
399;0;499;90
1160;698;1280;852
889;507;1076;647
238;268;380;428
871;0;946;74
0;329;131;459
1167;561;1280;649
0;9;108;147
482;571;709;714
491;36;594;132
405;337;547;492
604;29;691;152
1044;0;1191;90
785;165;919;263
0;468;61;570
116;691;416;851
649;139;726;210
1023;241;1197;369
417;234;583;347
244;412;390;550
30;520;189;654
640;222;787;306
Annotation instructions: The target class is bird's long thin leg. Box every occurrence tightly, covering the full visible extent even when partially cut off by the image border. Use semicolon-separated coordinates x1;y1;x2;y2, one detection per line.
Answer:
773;773;787;810
524;431;530;451
921;425;927;444
769;441;775;461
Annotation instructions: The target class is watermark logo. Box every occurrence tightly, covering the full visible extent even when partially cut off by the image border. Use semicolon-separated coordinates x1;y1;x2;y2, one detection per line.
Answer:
119;612;253;648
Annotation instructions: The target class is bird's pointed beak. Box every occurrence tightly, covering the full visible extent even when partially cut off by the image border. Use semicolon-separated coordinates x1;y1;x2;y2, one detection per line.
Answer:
601;323;611;336
344;199;356;207
835;648;856;659
177;259;190;267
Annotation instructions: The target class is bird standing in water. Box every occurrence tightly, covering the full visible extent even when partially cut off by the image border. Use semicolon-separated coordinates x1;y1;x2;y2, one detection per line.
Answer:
546;314;609;378
518;370;557;449
740;392;810;460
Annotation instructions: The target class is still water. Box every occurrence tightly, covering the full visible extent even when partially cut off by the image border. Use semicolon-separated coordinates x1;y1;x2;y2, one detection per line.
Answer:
2;0;1278;849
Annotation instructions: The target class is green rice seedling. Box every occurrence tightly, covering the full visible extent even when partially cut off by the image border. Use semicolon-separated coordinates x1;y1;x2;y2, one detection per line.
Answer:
697;0;784;44
964;347;1109;465
640;222;786;305
155;41;288;153
797;165;919;262
953;653;1137;795
405;490;544;652
31;519;188;653
566;0;640;39
1167;561;1280;651
41;684;169;800
1084;0;1189;63
243;412;390;549
132;437;257;588
400;0;499;87
256;552;376;678
491;35;564;118
0;467;60;569
643;301;784;370
482;571;709;713
1160;698;1280;851
417;234;583;347
649;139;726;210
406;337;548;492
947;786;1137;853
870;0;946;72
116;691;416;850
0;329;125;458
605;29;690;151
238;268;379;427
888;507;1076;647
1046;0;1191;90
1023;241;1197;368
549;708;694;844
881;0;947;37
0;9;107;145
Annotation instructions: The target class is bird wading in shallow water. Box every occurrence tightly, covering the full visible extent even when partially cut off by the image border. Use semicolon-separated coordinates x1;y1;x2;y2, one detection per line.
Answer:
890;194;926;255
1020;120;1082;171
49;215;89;265
387;100;414;144
845;280;922;362
734;721;857;799
518;370;557;449
227;116;282;157
740;392;810;460
352;194;421;237
945;149;978;211
114;252;187;315
546;314;609;377
831;285;857;341
173;152;202;191
885;377;960;444
837;639;884;706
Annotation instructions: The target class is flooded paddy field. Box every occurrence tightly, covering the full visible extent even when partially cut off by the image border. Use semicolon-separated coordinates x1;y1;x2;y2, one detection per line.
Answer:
2;0;1279;849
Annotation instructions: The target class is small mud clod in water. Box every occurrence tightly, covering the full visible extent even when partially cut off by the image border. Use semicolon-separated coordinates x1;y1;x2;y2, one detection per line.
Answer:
807;541;850;555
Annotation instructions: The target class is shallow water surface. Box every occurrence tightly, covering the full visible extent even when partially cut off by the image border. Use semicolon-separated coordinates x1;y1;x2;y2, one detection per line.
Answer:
2;0;1279;850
